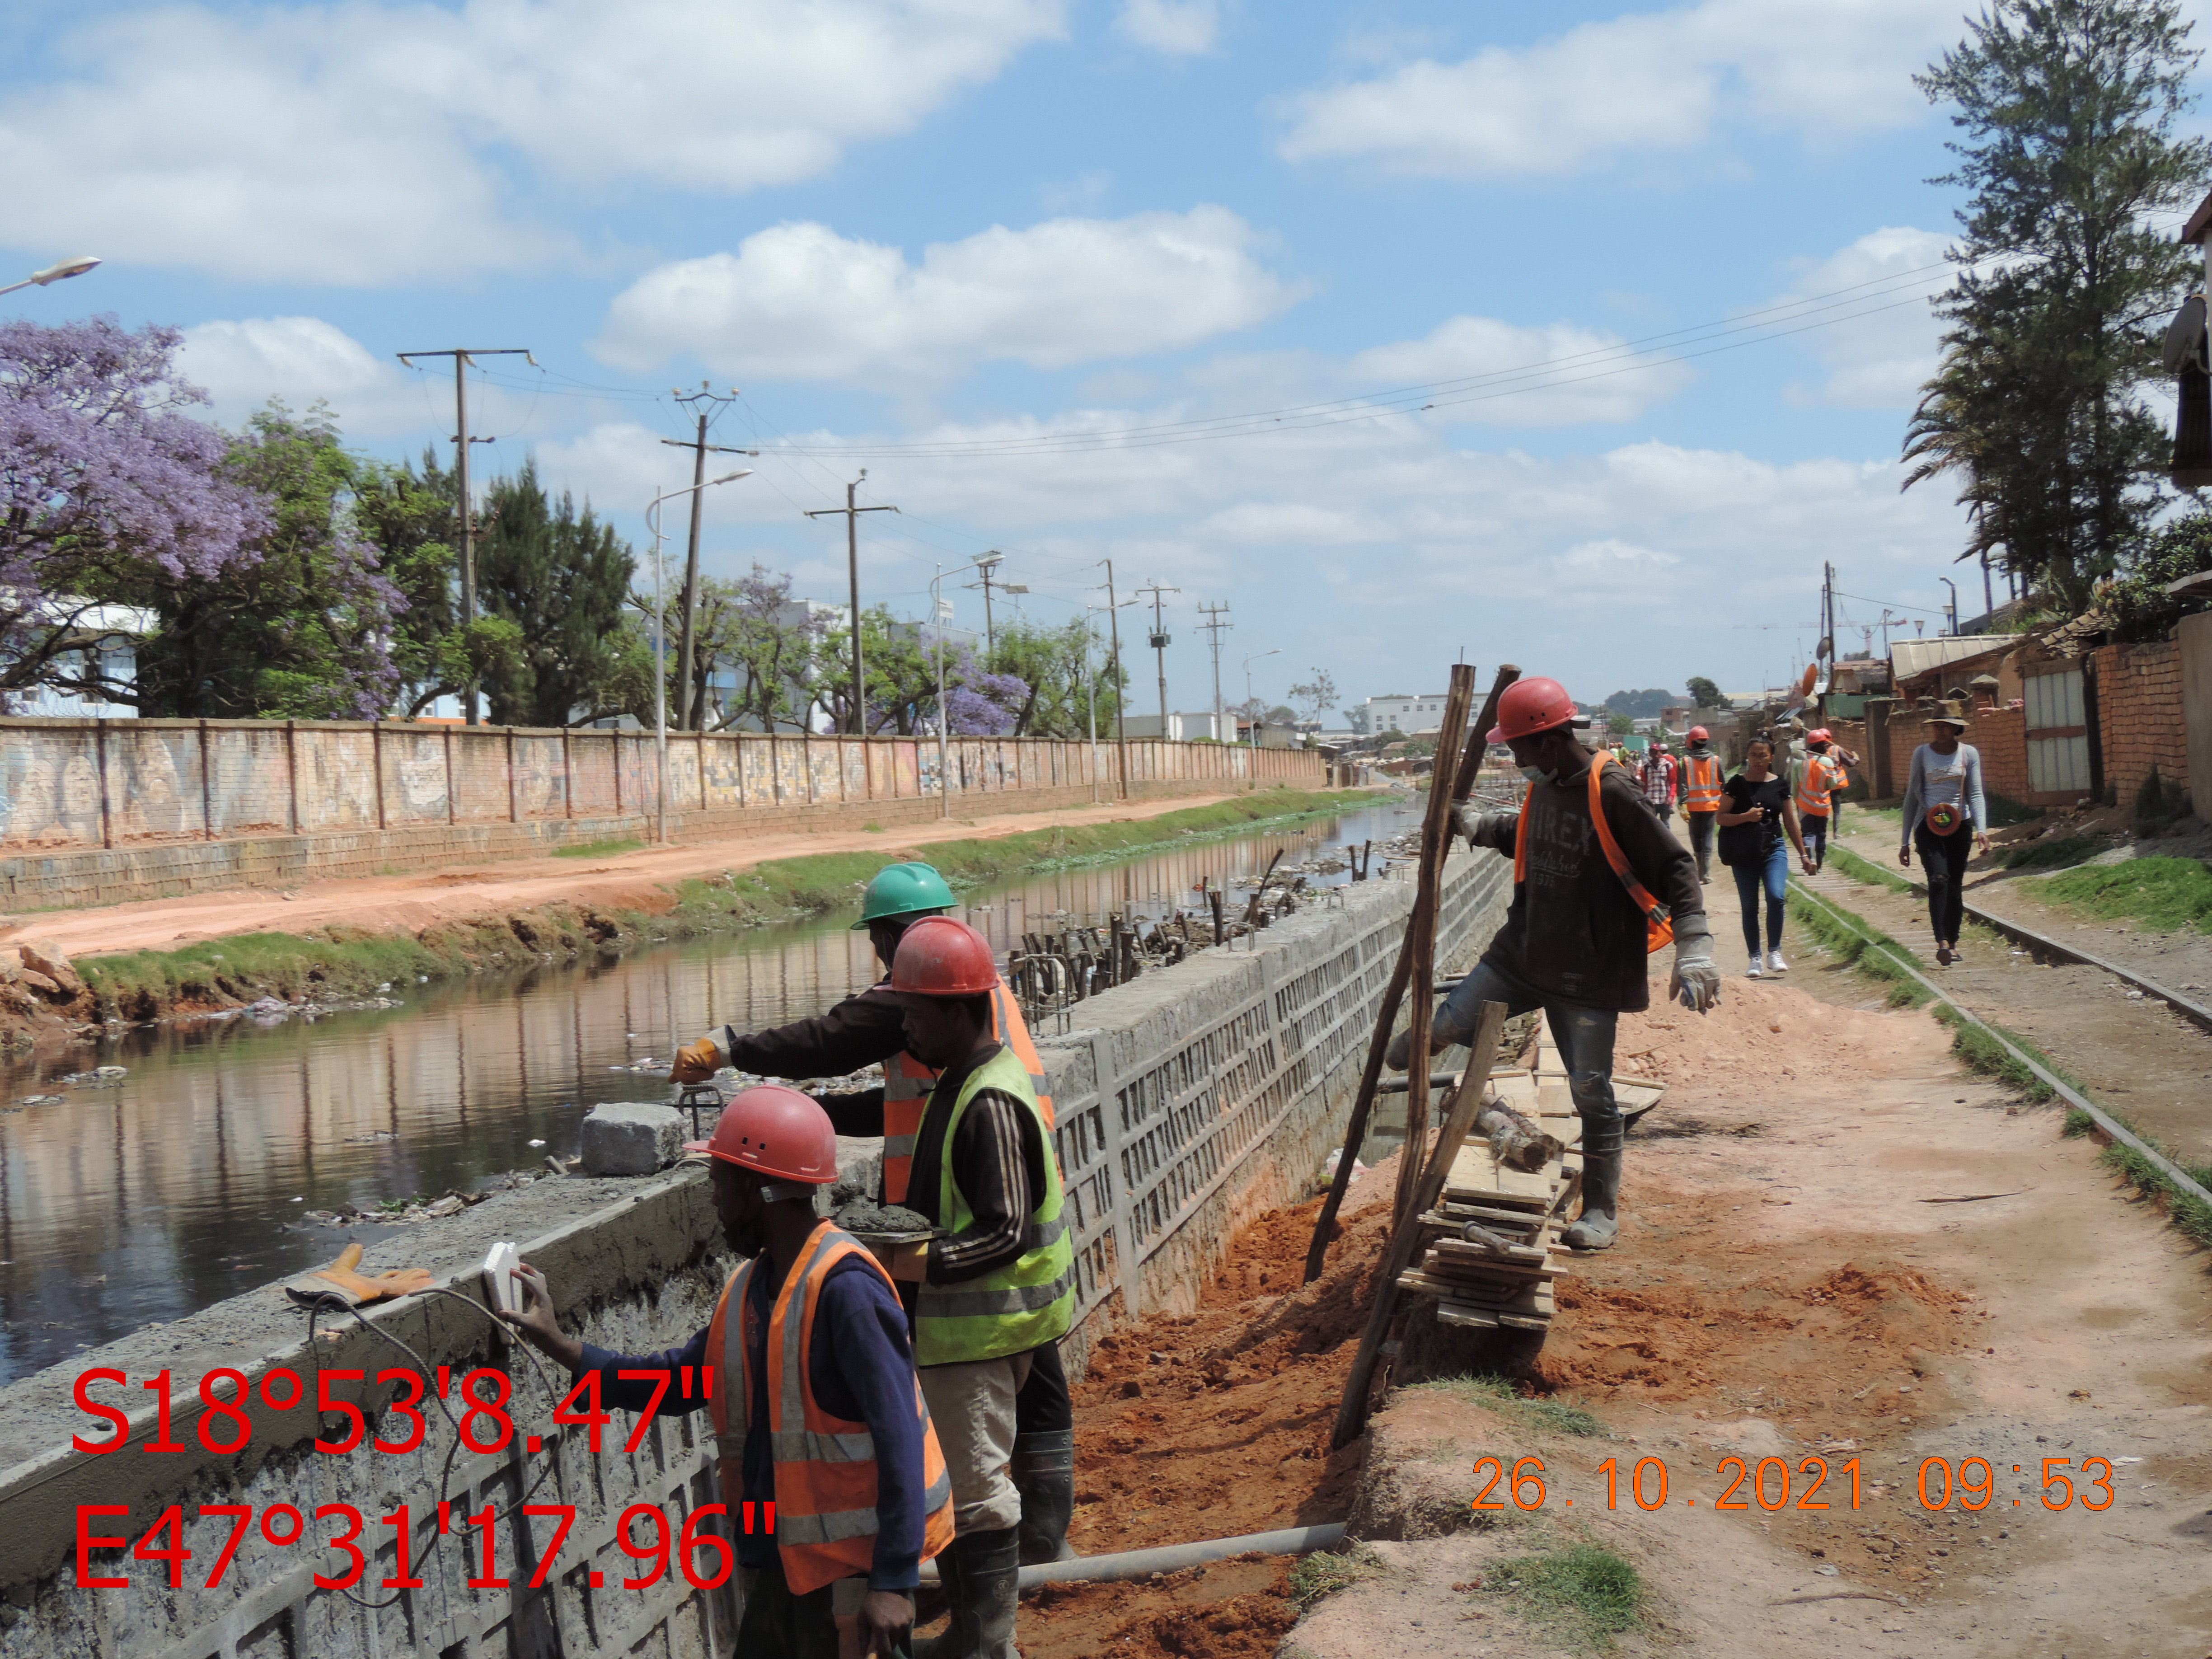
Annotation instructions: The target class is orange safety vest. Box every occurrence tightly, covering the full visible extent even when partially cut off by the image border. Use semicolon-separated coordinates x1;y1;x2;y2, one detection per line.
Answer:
1513;753;1674;956
1795;753;1844;818
1682;752;1725;813
881;979;1055;1205
706;1220;956;1596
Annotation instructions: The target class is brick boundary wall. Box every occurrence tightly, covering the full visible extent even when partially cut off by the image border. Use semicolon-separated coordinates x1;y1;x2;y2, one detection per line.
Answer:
0;719;1324;910
2092;638;2189;809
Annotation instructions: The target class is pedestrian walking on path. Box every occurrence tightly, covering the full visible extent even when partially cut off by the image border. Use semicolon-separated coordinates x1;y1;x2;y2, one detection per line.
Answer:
1680;726;1725;884
1718;736;1814;979
1793;728;1855;871
1899;712;1991;966
1639;741;1678;823
1388;675;1717;1253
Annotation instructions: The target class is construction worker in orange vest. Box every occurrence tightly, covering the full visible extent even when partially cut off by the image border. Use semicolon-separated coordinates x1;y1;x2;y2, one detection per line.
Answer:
666;862;1079;1570
1390;675;1718;1251
1680;726;1727;885
1795;728;1856;871
498;1085;956;1657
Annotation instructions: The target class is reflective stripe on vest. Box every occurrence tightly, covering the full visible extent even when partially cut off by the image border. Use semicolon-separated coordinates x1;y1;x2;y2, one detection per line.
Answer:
913;1045;1076;1367
880;979;1055;1204
1512;755;1673;955
1683;753;1724;812
704;1223;956;1593
1795;755;1839;818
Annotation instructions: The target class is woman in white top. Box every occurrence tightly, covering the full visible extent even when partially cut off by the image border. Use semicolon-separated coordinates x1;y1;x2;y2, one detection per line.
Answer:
1898;712;1991;965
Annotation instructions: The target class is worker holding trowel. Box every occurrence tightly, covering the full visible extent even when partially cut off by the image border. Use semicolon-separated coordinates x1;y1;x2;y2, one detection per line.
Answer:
1386;675;1719;1251
665;861;1078;1569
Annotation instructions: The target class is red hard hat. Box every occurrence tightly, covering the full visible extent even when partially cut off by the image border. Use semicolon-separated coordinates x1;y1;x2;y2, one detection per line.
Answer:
1808;728;1832;744
1687;725;1709;742
891;915;998;996
684;1084;839;1183
1487;675;1577;743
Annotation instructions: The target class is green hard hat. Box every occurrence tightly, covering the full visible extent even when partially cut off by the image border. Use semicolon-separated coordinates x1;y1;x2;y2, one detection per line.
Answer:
852;862;956;929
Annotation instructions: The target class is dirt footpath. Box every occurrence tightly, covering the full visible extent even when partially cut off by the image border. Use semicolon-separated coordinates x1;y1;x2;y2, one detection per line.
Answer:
0;791;1243;960
1001;834;2212;1658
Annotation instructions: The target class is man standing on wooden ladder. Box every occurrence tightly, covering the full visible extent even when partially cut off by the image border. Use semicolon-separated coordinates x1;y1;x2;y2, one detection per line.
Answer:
1386;676;1718;1251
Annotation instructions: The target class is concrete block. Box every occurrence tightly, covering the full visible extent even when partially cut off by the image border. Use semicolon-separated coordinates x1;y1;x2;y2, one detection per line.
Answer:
580;1102;688;1176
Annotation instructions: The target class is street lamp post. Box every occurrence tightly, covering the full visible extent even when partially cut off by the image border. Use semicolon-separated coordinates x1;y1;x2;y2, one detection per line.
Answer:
1242;648;1281;747
1939;577;1959;636
646;470;752;844
930;566;952;820
0;255;101;300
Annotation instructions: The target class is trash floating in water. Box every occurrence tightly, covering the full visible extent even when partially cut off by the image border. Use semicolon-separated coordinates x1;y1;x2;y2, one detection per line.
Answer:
527;1139;546;1148
18;1095;60;1106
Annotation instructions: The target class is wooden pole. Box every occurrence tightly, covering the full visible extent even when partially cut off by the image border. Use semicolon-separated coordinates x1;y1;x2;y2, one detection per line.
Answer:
1303;663;1520;1284
1331;998;1510;1450
1391;665;1476;1226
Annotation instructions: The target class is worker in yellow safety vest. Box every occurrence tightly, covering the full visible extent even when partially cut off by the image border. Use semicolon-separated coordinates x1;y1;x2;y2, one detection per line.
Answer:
1794;728;1856;871
888;916;1077;1659
666;861;1078;1570
1680;726;1727;885
498;1085;956;1657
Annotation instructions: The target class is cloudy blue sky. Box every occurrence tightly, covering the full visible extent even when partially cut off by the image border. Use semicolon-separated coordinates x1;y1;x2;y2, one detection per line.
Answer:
7;0;2195;720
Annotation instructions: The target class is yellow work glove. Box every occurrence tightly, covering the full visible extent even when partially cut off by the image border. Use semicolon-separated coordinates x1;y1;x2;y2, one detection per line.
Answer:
670;1037;722;1084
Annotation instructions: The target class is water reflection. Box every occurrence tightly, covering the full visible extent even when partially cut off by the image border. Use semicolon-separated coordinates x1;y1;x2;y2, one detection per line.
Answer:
0;801;1418;1380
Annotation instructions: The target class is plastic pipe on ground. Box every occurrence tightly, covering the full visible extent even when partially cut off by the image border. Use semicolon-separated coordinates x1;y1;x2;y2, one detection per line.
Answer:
915;1522;1348;1591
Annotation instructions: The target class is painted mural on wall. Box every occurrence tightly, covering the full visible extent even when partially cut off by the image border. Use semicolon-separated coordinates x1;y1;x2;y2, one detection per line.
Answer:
106;728;202;842
0;731;104;848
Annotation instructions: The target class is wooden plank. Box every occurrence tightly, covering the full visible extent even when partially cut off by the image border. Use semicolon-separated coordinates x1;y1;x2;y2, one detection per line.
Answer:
1426;1203;1550;1229
1435;1304;1504;1329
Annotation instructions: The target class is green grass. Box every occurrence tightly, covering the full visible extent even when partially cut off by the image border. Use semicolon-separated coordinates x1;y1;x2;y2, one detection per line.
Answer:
1842;804;1904;835
2028;856;2212;933
1826;844;1914;894
1983;791;2043;828
1927;1004;2086;1103
81;928;463;1020
2058;1101;2212;1249
552;836;647;859
1784;889;1932;1007
1479;1543;1645;1648
1288;1545;1386;1612
1413;1374;1604;1438
1992;834;2103;872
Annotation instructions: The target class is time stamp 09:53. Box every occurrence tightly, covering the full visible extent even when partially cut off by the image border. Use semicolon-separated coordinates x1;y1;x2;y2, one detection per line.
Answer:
1471;1452;2127;1515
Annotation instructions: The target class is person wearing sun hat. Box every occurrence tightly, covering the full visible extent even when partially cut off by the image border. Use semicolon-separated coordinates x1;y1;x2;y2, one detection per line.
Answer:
1899;705;1990;965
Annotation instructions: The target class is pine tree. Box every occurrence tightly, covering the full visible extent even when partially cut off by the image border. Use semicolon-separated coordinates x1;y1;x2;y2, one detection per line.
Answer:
1906;0;2211;612
473;459;636;726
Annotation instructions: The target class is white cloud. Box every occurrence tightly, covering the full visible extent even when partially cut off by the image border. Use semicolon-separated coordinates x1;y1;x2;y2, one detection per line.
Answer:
1347;315;1695;426
1114;0;1223;56
0;0;1065;283
178;317;407;429
1769;225;1954;409
594;207;1300;381
1275;0;1961;178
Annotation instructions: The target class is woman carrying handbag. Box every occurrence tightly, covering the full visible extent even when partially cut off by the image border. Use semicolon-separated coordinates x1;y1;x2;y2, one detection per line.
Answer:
1899;712;1990;965
1717;736;1816;978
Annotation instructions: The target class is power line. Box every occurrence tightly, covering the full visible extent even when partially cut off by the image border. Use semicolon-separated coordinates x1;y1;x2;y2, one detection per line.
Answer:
1134;581;1180;726
1195;602;1233;742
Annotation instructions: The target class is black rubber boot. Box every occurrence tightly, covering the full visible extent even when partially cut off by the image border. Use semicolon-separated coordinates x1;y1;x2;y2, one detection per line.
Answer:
1010;1429;1078;1564
940;1526;1022;1659
1563;1114;1624;1251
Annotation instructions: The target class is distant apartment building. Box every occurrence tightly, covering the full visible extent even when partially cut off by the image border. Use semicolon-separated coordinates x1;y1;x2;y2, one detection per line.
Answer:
1121;712;1226;742
1349;693;1449;736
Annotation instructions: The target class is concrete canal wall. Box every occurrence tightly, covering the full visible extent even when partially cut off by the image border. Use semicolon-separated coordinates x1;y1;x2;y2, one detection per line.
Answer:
0;847;1508;1658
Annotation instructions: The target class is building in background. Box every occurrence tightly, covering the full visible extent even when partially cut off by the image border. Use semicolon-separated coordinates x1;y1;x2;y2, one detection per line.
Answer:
1348;693;1448;736
1122;711;1226;742
7;601;155;718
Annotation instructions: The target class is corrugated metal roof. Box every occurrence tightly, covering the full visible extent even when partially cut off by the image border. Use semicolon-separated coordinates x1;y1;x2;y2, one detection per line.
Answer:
1891;634;2019;683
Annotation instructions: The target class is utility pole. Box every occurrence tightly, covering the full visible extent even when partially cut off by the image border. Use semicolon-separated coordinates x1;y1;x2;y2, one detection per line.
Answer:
963;552;1007;660
660;385;753;730
805;473;899;735
395;346;536;724
1097;560;1130;798
1135;581;1180;729
1195;602;1233;742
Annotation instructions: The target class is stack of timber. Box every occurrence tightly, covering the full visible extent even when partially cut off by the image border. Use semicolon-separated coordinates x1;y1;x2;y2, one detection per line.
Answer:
1394;1026;1664;1333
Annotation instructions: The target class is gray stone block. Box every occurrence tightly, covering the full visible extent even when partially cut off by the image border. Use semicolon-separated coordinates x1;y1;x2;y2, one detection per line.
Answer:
580;1102;688;1176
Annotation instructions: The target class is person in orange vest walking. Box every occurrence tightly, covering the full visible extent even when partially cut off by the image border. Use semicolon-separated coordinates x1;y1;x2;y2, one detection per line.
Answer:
1390;675;1718;1251
1679;727;1726;884
666;861;1079;1570
497;1085;956;1657
1793;729;1856;871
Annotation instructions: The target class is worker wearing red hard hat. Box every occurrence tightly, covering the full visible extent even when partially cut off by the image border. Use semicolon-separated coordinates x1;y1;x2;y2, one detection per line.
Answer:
497;1086;954;1657
1793;728;1860;872
1680;726;1726;884
1390;674;1716;1251
888;916;1075;1657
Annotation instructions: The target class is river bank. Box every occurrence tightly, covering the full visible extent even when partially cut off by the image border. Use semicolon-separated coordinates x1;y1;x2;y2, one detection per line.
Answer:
0;785;1387;1047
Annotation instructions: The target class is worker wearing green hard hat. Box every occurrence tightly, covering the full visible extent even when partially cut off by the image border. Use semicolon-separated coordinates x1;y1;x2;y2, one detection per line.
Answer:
668;860;1081;1568
850;861;958;931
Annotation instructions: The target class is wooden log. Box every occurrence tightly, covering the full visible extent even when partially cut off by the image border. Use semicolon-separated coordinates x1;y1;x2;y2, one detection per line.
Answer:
1331;998;1510;1451
1477;1100;1565;1173
1302;662;1520;1286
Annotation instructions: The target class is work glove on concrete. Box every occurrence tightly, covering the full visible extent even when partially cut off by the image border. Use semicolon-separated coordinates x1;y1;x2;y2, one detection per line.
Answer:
1448;804;1519;852
670;1036;724;1084
1668;914;1721;1014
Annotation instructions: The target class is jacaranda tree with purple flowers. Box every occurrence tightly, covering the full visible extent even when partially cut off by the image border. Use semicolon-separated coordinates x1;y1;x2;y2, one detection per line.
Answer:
0;315;267;708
